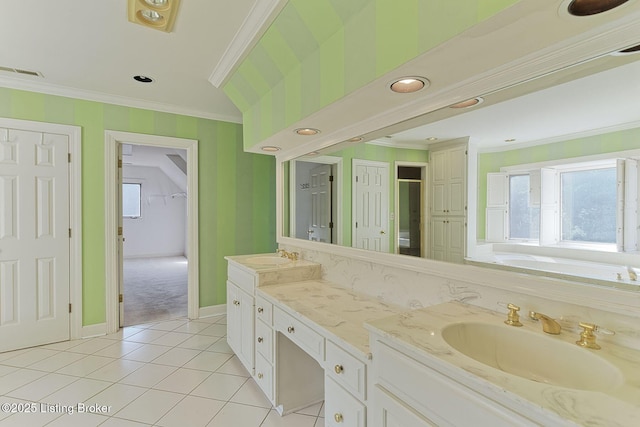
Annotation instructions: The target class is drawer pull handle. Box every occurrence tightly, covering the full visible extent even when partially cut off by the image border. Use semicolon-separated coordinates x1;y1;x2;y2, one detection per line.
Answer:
233;300;240;306
257;307;264;313
257;373;263;379
257;337;263;343
287;326;295;333
334;364;344;374
334;413;343;423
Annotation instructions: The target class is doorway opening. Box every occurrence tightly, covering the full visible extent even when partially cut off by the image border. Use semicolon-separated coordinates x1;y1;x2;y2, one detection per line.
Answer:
395;162;428;257
105;131;199;335
121;144;188;326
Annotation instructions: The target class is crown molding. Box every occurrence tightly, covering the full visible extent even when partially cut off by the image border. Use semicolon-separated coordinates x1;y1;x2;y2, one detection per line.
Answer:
208;0;288;88
0;76;242;124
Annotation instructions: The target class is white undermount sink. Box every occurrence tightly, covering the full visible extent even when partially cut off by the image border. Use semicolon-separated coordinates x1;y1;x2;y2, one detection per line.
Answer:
245;256;292;266
441;322;624;391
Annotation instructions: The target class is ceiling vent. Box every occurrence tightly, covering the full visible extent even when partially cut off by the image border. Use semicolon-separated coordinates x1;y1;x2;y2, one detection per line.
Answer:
0;66;43;77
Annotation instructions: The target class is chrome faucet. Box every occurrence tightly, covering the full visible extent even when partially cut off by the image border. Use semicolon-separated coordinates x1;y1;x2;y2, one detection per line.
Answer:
529;311;561;334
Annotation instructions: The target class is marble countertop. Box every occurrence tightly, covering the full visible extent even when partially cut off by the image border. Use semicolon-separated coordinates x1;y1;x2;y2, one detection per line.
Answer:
225;253;320;272
257;280;404;358
366;301;640;426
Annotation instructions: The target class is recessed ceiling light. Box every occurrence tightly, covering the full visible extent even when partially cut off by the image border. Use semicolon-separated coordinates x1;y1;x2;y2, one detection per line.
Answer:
389;77;429;94
261;146;280;152
450;97;484;109
426;137;438;141
294;128;320;136
133;75;154;83
144;0;169;6
348;137;364;143
505;138;516;142
567;0;629;16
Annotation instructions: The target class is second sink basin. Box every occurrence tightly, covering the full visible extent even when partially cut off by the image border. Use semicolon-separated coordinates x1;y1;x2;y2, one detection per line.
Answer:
245;256;292;266
441;322;623;391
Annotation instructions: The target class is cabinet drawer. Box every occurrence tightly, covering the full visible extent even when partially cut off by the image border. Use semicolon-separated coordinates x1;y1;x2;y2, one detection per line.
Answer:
255;353;273;402
274;307;325;362
325;376;365;427
375;341;535;427
256;319;273;363
325;340;367;401
228;263;256;294
255;295;273;325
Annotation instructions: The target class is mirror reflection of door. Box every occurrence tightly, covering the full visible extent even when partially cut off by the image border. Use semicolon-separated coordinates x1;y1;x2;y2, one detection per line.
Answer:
309;163;333;242
397;166;425;257
293;161;336;243
353;159;390;252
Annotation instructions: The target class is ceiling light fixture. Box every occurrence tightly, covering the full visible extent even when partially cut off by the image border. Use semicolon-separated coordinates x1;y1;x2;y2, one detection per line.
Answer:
133;75;154;83
450;97;484;109
261;146;281;152
128;0;181;32
294;128;320;136
389;77;429;94
567;0;629;16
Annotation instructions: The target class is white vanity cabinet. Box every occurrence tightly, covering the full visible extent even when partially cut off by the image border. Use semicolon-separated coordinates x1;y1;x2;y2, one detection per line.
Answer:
254;295;274;401
369;332;537;427
226;263;257;374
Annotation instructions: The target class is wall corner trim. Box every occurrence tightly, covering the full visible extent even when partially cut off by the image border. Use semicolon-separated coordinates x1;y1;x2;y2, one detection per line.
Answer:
199;304;227;318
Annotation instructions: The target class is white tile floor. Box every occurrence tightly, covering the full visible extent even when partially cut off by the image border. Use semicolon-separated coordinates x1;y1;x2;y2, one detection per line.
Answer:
0;316;325;427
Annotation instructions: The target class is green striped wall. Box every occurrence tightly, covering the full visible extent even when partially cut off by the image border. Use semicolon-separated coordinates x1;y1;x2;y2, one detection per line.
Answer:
477;127;640;239
224;0;519;150
285;144;428;249
0;87;276;326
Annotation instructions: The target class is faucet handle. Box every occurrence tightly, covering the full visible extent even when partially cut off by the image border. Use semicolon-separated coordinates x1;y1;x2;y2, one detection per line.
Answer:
576;322;614;349
503;303;523;327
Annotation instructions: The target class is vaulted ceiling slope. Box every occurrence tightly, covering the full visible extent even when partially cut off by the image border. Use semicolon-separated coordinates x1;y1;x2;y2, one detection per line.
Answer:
223;0;640;156
222;0;518;149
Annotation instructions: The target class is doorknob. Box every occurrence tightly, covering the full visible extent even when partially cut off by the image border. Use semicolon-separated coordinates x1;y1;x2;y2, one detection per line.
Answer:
380;230;386;234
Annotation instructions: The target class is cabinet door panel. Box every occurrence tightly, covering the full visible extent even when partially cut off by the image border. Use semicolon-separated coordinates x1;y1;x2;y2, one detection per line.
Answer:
373;386;434;427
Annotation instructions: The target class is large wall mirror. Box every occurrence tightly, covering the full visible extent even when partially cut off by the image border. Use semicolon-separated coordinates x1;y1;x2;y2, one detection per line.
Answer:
282;45;640;291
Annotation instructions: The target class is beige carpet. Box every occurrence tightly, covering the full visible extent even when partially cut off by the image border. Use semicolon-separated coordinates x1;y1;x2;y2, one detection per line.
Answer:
123;256;188;326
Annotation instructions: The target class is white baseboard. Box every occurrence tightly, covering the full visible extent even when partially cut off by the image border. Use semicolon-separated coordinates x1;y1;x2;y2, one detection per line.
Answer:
82;323;107;339
199;304;226;318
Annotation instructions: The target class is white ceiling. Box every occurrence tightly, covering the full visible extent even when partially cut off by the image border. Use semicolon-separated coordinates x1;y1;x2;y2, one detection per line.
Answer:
0;0;260;123
382;56;640;151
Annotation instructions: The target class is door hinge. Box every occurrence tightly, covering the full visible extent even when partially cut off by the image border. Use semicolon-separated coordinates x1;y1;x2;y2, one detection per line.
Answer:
68;303;72;313
119;294;123;303
118;159;123;168
329;222;334;229
329;175;334;182
69;228;72;238
68;153;71;163
355;222;358;228
356;176;359;182
118;226;123;236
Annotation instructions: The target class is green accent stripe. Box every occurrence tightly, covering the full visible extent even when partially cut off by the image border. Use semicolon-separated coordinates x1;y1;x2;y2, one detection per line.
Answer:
224;0;518;150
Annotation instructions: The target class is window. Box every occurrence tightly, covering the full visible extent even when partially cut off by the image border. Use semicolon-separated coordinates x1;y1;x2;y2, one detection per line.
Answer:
560;167;616;244
123;183;142;218
509;175;540;240
486;158;629;251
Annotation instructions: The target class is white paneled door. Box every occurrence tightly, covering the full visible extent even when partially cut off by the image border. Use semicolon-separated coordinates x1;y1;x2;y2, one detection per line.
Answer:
353;160;389;252
0;128;70;352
